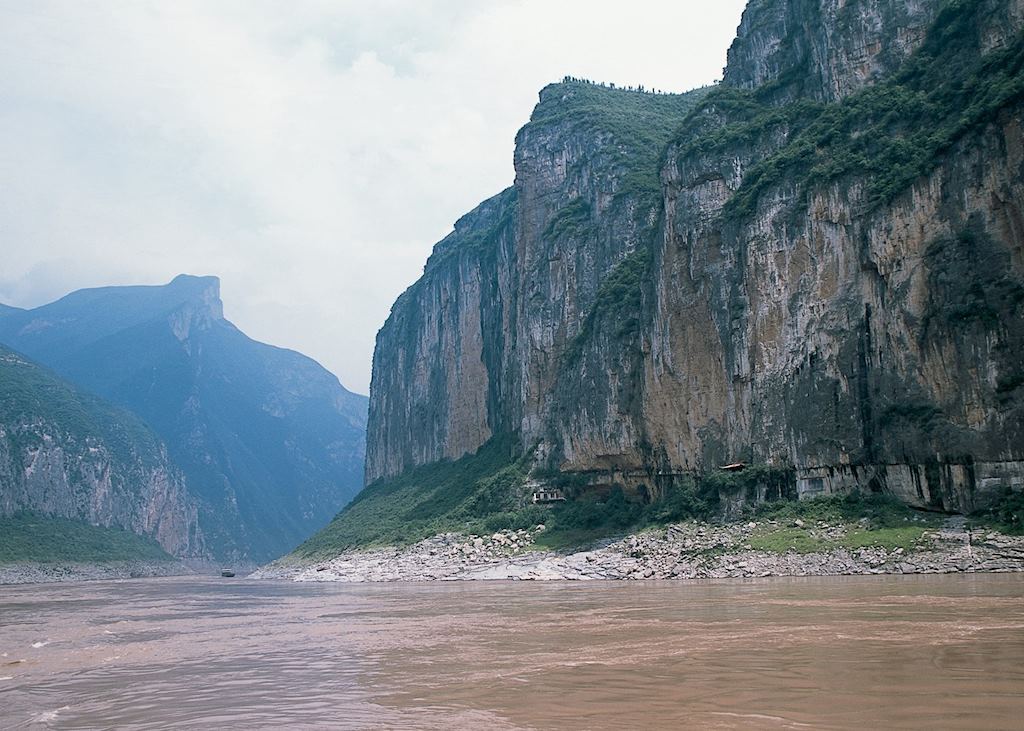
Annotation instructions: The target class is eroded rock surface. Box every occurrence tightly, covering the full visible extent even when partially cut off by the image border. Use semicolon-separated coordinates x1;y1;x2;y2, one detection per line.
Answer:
365;0;1024;512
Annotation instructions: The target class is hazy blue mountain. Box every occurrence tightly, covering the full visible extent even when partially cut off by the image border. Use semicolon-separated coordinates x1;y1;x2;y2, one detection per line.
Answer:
0;275;367;561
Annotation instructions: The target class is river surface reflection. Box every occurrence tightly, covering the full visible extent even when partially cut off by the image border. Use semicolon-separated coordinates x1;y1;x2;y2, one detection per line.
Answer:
1;574;1022;729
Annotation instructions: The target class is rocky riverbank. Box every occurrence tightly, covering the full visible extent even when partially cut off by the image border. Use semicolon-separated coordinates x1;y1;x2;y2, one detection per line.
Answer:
255;518;1024;582
0;560;198;585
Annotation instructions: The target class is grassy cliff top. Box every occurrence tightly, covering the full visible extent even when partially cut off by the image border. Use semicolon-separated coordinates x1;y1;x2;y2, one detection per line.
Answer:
523;80;713;201
528;79;711;142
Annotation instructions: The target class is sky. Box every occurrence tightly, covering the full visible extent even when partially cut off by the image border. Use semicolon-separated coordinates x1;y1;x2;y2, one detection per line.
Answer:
0;0;748;394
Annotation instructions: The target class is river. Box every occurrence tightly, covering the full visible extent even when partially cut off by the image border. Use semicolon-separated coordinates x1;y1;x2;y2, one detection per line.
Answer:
1;574;1022;729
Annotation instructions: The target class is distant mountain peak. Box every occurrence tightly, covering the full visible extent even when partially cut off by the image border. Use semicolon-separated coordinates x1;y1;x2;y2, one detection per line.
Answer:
0;275;228;352
165;275;224;334
169;273;220;293
0;274;368;561
166;274;223;314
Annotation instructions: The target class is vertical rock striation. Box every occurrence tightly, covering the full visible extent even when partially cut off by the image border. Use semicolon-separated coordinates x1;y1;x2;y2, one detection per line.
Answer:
366;85;708;483
367;0;1024;515
366;189;518;479
0;347;203;557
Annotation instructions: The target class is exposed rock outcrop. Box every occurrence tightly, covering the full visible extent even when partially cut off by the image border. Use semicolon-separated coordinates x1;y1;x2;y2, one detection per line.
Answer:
0;347;203;557
723;0;942;101
365;0;1024;517
366;189;517;479
651;0;1024;510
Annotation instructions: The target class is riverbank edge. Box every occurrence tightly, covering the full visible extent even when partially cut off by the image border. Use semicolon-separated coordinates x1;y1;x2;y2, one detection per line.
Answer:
253;519;1024;582
0;560;200;585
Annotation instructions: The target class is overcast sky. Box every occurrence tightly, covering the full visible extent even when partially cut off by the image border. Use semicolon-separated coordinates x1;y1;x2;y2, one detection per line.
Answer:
0;1;747;394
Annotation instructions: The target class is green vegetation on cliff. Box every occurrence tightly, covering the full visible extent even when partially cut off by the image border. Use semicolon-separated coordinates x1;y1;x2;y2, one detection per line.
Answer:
0;345;200;561
293;442;727;557
425;187;518;268
542;198;593;242
676;0;1024;220
564;246;652;364
750;492;925;525
293;430;729;557
0;513;172;564
530;480;719;551
745;493;942;552
971;488;1024;534
530;80;710;203
292;437;533;557
293;450;952;557
0;346;164;466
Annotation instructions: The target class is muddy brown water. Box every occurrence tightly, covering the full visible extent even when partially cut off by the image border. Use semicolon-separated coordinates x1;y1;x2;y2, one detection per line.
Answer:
1;574;1022;729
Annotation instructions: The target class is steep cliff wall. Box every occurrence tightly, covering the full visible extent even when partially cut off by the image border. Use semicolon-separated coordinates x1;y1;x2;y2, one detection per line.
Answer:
0;347;203;557
367;85;707;483
365;0;1024;516
512;86;710;472
723;0;942;101
366;189;518;480
650;0;1024;511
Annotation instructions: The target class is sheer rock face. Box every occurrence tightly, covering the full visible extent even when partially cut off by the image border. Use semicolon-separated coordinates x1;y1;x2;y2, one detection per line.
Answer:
366;85;695;482
656;92;1024;511
6;437;203;558
510;89;671;466
0;349;204;557
724;0;1024;102
723;0;941;102
366;190;517;480
651;0;1024;510
366;0;1024;512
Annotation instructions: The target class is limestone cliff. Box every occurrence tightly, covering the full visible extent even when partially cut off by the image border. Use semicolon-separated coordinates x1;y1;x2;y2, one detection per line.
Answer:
366;189;518;479
0;347;203;557
366;0;1024;515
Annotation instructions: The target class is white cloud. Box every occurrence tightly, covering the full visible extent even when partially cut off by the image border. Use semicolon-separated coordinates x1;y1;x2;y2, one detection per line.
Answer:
0;0;747;393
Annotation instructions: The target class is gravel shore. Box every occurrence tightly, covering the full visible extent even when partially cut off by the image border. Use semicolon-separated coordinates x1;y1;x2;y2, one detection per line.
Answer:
0;560;197;585
254;518;1024;582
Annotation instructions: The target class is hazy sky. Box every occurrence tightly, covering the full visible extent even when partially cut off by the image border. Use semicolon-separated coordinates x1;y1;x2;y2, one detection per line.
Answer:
0;1;747;394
